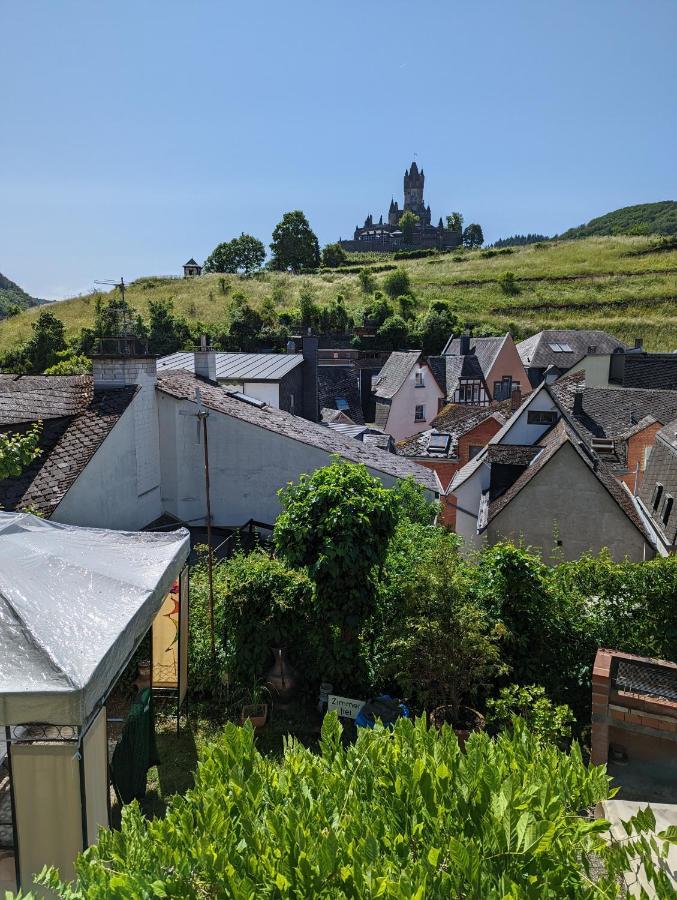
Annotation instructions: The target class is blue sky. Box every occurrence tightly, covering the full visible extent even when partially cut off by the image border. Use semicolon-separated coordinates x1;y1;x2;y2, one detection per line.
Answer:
1;0;676;299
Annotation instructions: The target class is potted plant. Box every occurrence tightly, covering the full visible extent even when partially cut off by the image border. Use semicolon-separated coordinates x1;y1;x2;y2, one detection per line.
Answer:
391;595;501;747
240;680;270;730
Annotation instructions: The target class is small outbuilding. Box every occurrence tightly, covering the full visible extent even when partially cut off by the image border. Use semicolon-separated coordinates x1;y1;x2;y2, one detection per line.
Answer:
0;512;190;894
183;258;202;277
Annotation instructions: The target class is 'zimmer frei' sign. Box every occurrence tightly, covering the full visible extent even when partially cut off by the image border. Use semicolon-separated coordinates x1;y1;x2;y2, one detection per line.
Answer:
327;694;365;719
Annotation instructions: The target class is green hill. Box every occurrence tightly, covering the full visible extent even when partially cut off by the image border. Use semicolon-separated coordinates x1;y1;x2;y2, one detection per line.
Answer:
559;201;677;239
0;272;43;318
0;235;675;355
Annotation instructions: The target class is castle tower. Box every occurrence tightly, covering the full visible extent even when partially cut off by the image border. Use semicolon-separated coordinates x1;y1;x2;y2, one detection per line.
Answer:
388;197;400;226
403;162;426;218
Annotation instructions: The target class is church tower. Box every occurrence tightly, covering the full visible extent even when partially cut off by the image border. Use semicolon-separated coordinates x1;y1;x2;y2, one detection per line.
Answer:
403;162;426;218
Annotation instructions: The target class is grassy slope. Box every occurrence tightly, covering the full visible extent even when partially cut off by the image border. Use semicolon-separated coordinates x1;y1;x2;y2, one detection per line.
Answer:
560;201;677;239
1;236;676;352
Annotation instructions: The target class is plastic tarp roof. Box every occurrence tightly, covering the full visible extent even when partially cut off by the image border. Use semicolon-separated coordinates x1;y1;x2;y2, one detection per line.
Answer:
0;512;190;727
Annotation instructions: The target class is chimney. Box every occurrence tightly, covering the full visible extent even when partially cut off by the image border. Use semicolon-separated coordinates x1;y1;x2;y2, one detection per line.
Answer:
194;335;217;382
301;332;319;422
91;336;157;390
573;389;583;415
634;337;643;351
459;333;471;356
511;385;522;411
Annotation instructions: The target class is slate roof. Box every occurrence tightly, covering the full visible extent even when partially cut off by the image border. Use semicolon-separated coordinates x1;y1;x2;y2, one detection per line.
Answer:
638;418;677;547
157;351;303;381
517;330;626;371
156;370;439;492
318;368;365;424
442;335;507;376
550;371;677;469
0;376;137;517
184;258;200;267
372;351;422;399
484;419;650;541
396;400;511;459
486;444;542;466
613;353;677;390
427;354;486;400
373;398;391;431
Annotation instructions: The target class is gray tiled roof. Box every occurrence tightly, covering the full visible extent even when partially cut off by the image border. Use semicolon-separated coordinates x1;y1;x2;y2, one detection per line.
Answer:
396;400;511;459
0;375;91;424
157;351;303;381
157;370;439;492
485;418;649;541
486;444;542;465
442;335;507;376
427;354;485;400
616;354;677;390
373;351;422;399
373;398;391;430
318;368;365;424
0;377;137;516
517;330;626;370
551;371;677;469
638;418;677;547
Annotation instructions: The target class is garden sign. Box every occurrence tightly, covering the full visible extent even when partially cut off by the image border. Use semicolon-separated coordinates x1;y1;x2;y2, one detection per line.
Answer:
327;694;365;719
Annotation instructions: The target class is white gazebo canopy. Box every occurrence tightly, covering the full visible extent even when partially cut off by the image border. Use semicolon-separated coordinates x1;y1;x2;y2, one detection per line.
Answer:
0;512;190;727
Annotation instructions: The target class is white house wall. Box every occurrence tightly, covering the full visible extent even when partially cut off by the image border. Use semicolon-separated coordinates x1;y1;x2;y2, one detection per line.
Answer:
157;392;430;527
52;397;162;530
385;363;443;441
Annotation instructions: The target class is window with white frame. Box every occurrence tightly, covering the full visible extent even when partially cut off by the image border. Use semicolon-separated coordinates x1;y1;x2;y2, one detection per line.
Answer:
415;370;425;387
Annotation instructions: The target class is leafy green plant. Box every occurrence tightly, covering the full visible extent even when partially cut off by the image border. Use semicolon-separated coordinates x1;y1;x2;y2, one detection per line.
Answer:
497;270;519;295
486;684;575;746
36;716;676;898
0;423;41;479
382;267;411;299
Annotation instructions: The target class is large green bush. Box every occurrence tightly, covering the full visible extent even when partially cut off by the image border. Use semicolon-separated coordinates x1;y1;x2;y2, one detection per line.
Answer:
37;717;676;898
189;547;315;694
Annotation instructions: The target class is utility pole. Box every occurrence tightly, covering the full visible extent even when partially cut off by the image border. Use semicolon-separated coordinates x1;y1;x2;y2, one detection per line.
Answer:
179;387;216;663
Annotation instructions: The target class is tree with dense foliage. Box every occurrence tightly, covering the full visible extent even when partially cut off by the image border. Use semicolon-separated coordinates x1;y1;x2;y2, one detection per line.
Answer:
397;293;416;320
39;716;675;898
398;210;420;244
274;459;399;685
414;301;459;355
463;223;485;248
204;233;266;276
321;242;347;268
0;310;68;374
0;423;41;479
269;210;320;273
492;233;550;248
382;268;412;299
220;294;263;351
43;350;91;375
147;298;192;355
376;314;410;350
446;211;464;234
363;293;394;328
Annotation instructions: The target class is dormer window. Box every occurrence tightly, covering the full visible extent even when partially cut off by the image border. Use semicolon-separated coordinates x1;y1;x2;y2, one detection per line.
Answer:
591;438;615;454
662;495;673;526
652;483;664;511
415;371;425;388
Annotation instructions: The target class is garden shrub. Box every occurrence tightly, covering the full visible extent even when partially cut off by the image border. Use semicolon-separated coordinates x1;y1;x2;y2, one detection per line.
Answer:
486;684;575;746
382;267;411;299
39;716;676;898
274;459;399;688
189;547;315;695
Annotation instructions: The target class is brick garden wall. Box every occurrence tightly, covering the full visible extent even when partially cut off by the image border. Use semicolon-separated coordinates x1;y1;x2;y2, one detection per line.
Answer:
591;649;677;768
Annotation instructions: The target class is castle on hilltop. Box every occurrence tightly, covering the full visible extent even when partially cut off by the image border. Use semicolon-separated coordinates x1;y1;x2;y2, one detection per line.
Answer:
339;162;462;253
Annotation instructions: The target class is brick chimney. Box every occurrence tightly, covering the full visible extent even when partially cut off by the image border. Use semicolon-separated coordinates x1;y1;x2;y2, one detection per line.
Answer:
573;389;584;415
459;333;471;356
194;335;217;382
511;385;522;411
301;332;319;422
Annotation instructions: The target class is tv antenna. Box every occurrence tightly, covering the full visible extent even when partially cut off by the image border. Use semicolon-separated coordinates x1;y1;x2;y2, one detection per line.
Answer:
94;277;127;303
